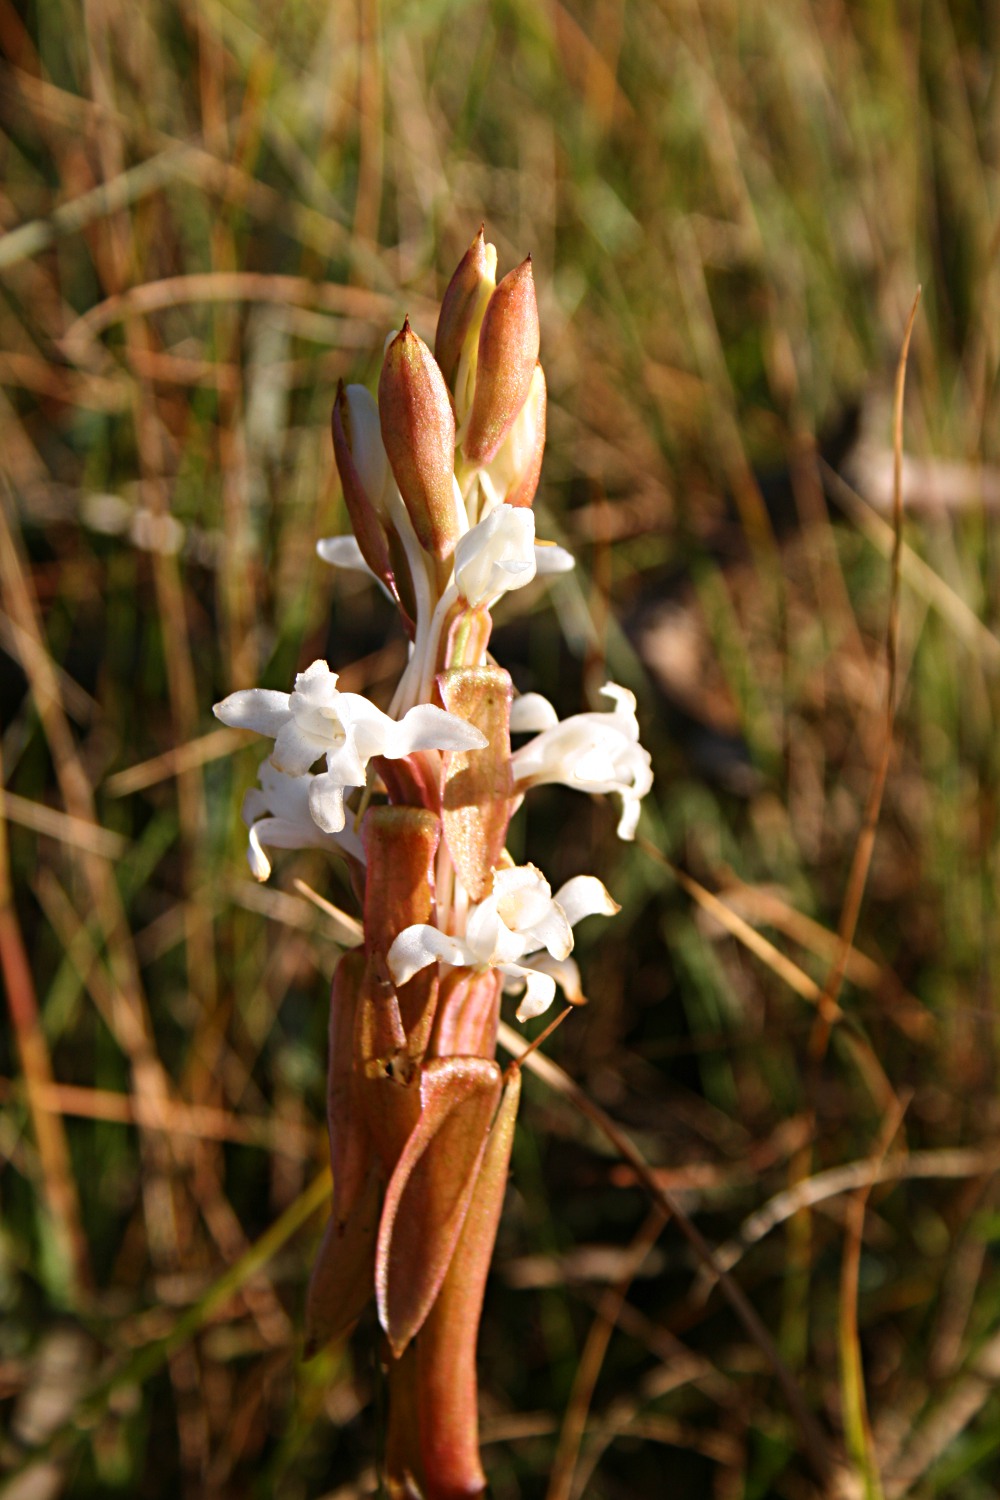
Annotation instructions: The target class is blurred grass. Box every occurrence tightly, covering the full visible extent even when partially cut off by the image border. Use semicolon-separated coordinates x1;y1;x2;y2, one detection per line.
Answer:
3;0;1000;1495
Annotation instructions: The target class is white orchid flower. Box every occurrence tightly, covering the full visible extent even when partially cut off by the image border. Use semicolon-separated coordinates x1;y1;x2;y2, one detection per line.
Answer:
214;659;486;834
387;862;619;1022
510;683;653;841
318;528;571;588
241;760;364;881
453;504;536;608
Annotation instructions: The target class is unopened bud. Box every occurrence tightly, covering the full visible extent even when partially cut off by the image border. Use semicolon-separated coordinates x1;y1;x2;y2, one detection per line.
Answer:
435;226;497;411
483;362;546;508
462;256;540;467
331;382;395;590
379;320;461;559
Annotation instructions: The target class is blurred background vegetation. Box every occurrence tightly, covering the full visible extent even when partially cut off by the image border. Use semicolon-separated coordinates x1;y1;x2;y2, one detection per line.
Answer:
3;0;1000;1495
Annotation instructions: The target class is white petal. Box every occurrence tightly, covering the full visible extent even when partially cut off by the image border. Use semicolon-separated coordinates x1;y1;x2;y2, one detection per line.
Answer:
529;951;585;1004
272;721;325;776
213;688;290;736
387;924;473;986
554;875;621;929
464;898;504;962
511;967;558;1022
292;659;341;702
316;535;373;575
454;505;536;607
522;904;574;962
307;773;347;833
247;824;272;882
533;542;575;575
385;703;488;757
509;692;560;734
615;797;641;841
600;682;638;717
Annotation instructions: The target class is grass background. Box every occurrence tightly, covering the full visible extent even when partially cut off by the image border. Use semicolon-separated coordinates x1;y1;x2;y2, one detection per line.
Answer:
3;0;1000;1495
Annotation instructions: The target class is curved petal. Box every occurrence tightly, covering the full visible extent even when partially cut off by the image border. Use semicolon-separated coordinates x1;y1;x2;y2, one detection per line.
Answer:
213;688;290;736
615;795;642;841
507;965;557;1022
554;874;621;929
271;720;325;776
529;951;585;1004
246;823;272;882
386;703;488;758
522;903;573;962
533;542;575;575
509;692;560;734
387;924;473;986
307;773;347;833
316;535;373;575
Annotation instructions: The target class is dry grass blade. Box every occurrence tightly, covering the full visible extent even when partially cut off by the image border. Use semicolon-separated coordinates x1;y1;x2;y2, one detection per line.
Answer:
0;147;193;272
104;727;253;797
838;1099;907;1500
705;1142;1000;1283
883;1325;1000;1498
0;759;91;1301
823;464;1000;672
0;1078;316;1157
0;788;127;859
813;288;921;1037
60;272;404;359
638;838;842;1015
496;1022;840;1485
546;1205;670;1500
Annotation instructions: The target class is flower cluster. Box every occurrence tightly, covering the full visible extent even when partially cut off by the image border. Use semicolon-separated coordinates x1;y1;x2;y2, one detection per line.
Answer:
214;228;652;1499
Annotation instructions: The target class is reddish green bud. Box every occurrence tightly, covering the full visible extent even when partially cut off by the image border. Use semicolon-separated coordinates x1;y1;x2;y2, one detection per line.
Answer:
463;256;540;466
331;382;397;595
434;226;497;400
379;320;461;559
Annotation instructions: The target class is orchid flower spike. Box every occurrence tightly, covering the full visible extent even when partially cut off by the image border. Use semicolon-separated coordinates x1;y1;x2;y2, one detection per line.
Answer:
510;683;653;840
241;760;364;881
214;660;486;834
387;862;619;1021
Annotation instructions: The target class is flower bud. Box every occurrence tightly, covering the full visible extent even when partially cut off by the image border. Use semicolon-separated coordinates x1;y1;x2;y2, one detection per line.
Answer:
462;256;540;467
378;319;461;560
435;226;497;410
484;361;546;508
331;382;396;593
